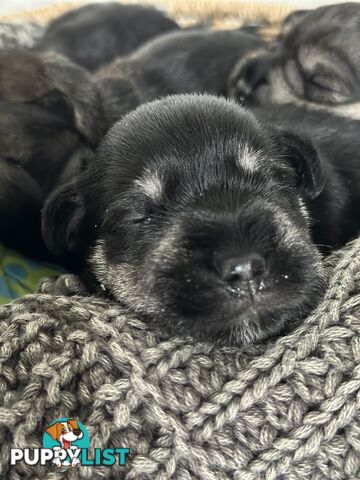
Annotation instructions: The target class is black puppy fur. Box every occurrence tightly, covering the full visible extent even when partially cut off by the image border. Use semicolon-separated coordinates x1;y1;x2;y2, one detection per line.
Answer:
96;29;265;124
0;29;263;258
35;2;179;71
252;103;360;249
0;50;105;258
42;95;335;344
228;2;360;117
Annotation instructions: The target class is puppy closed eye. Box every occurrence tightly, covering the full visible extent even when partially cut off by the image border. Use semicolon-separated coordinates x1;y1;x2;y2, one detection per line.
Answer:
122;213;152;225
303;67;350;103
307;72;335;91
103;202;153;233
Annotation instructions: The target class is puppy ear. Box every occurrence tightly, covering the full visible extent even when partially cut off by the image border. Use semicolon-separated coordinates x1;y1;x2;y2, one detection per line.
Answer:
280;131;325;200
42;180;85;256
45;423;60;440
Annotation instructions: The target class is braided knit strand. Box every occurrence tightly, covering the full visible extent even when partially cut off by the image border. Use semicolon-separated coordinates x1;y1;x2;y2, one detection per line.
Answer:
1;239;359;479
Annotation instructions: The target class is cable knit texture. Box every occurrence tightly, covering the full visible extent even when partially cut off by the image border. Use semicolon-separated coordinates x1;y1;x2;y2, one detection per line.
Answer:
1;238;360;480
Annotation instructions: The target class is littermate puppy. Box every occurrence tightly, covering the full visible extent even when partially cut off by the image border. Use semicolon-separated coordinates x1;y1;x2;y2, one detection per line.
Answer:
228;2;360;117
96;29;265;124
35;2;179;71
42;94;339;344
0;50;105;257
251;103;360;248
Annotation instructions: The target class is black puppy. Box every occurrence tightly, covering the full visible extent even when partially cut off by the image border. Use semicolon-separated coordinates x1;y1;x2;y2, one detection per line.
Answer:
96;29;265;123
35;2;179;71
42;94;339;344
0;50;105;257
228;3;360;117
251;103;360;248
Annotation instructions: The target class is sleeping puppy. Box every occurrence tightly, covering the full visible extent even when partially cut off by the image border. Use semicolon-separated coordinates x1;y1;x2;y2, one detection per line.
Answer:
41;94;342;344
228;3;360;118
35;2;179;71
251;103;360;249
96;29;265;123
0;50;105;257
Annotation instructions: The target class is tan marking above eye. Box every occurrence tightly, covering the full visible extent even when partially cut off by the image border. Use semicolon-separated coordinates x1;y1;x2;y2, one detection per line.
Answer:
135;171;163;200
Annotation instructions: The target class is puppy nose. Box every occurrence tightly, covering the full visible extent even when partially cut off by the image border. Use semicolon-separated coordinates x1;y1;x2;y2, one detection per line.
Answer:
73;429;81;436
221;253;266;285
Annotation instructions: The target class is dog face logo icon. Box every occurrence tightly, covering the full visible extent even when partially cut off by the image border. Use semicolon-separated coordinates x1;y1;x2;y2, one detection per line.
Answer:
43;418;89;467
45;419;83;450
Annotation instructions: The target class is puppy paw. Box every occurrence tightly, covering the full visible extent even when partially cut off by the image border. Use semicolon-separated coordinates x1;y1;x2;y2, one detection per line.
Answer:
227;48;271;102
38;274;88;297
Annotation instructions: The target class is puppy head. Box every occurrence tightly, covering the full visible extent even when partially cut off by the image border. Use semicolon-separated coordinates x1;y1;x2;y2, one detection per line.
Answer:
43;95;326;344
0;50;105;193
45;419;82;443
228;3;360;110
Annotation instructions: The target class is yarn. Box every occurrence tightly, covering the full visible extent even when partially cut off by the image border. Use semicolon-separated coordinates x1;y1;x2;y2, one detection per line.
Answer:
0;238;359;479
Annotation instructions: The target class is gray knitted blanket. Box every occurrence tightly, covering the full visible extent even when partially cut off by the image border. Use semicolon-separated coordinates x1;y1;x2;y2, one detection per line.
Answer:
1;238;360;480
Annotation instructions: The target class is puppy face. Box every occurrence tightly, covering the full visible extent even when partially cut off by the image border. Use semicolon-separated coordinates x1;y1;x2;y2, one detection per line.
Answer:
228;3;360;116
45;419;83;445
0;50;105;194
43;95;326;344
